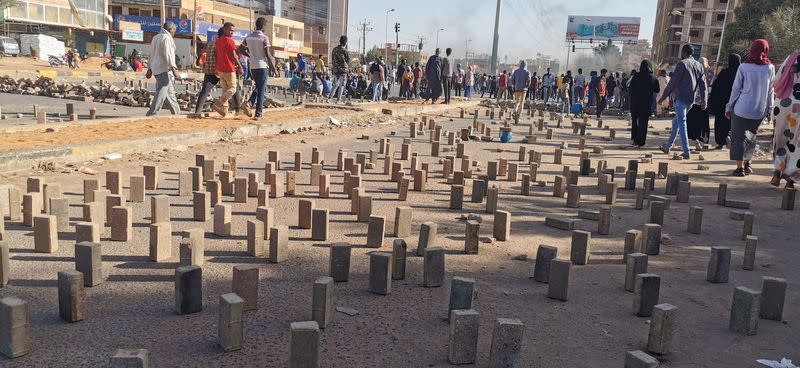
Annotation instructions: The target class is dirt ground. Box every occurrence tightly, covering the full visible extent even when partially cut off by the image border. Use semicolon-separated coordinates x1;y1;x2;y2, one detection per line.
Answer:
0;106;797;367
0;108;354;152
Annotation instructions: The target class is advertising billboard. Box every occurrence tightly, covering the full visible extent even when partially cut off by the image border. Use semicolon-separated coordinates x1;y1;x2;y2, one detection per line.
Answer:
565;16;641;42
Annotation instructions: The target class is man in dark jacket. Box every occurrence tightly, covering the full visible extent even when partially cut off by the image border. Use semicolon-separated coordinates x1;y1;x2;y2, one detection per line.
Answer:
629;60;660;147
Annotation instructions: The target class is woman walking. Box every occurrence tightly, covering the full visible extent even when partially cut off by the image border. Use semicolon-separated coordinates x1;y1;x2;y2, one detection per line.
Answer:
687;57;712;150
771;50;800;187
629;60;660;147
725;39;776;177
464;66;475;101
708;53;741;149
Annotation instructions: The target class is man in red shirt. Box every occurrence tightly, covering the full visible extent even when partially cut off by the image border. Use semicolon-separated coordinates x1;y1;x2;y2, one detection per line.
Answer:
497;70;508;101
212;23;242;117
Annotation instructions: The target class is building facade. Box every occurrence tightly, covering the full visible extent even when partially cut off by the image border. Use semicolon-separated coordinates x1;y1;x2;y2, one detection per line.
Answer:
2;0;111;54
280;0;348;58
652;0;739;66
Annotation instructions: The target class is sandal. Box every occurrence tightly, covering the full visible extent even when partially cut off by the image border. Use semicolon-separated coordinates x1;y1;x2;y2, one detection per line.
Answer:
770;170;781;187
786;179;795;189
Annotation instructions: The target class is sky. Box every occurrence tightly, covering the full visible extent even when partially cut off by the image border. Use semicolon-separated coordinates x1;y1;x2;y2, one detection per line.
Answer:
341;0;658;64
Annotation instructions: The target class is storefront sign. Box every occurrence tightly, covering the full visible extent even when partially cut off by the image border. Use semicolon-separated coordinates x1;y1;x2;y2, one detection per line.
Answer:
121;30;144;42
284;40;301;53
114;15;191;35
197;22;247;42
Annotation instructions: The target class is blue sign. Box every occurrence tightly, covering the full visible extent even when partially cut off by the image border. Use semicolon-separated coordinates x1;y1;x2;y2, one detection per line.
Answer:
691;44;702;61
197;22;249;43
114;15;192;35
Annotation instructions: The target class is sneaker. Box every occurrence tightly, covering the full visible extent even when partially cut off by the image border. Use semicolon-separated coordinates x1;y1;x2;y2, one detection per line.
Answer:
731;168;746;177
659;145;670;154
211;103;226;117
681;153;690;160
241;103;253;118
743;163;753;175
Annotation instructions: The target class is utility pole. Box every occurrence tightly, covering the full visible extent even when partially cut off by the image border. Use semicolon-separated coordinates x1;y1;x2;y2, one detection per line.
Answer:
715;0;731;67
416;35;426;64
395;22;400;67
160;0;166;24
489;0;501;74
358;19;373;60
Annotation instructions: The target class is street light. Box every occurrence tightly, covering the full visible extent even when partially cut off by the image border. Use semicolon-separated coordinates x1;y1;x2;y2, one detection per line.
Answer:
671;10;691;43
436;28;445;49
385;8;395;61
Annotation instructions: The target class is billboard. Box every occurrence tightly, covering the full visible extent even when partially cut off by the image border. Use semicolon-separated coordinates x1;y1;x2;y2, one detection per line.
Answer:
566;16;641;42
114;15;192;35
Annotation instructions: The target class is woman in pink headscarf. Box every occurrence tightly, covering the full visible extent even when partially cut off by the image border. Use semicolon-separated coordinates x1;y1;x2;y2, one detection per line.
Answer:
771;49;800;187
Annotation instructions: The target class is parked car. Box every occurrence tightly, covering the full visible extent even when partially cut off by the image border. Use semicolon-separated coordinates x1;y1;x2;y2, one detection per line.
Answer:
0;36;20;56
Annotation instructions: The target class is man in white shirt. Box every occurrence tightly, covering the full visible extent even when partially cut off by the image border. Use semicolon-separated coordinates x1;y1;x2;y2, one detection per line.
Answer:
573;68;585;103
542;68;555;104
146;22;181;116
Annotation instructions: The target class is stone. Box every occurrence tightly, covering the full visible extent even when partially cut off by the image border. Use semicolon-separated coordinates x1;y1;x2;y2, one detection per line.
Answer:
83;179;99;203
730;286;760;335
649;201;666;226
190;167;203;192
269;226;289;263
270;173;285;198
367;216;386;248
311;209;329;241
357;195;373;222
448;309;480;365
623;230;642;264
488;318;525;368
598;206;612;235
22;194;42;227
706;246;731;283
246;220;266;257
318;174;330;198
312;276;334;328
150;195;170;224
392;206;412;238
329;243;352;282
193;191;210;222
298;199;315;229
149;222;172;262
570;230;591;265
781;187;796;210
647;303;677;355
664;173;679;195
233;177;247;202
726;199;751;209
58;270;85;322
642;224;662;255
759;276;786;321
219;170;234;195
75;221;100;244
256;207;273;240
553;175;566;198
106;171;123;195
0;296;30;358
625;253;648;292
368;252;393;295
218;293;244;351
676;181;691;203
742;212;754;239
175;265;202;315
493;210;511;241
464;220;480;254
450;185;464;210
110;206;132;241
423;247;445;287
743;235;758;271
448;276;476;317
289;321;320;368
75;241;103;286
392;239;407;280
0;241;8;286
26;177;43;193
633;273;661;317
625;170;637;190
33;215;57;253
143;165;158;190
206;180;222;206
544;257;571;303
486;186;499;214
625;350;659;368
471;179;487;203
109;349;148;367
687;206;703;234
544;217;576;231
247;173;259;197
104;194;123;226
213;204;232;237
49;197;69;232
566;184;581;208
181;228;204;266
310;164;322;186
533;245;558;283
417;222;437;256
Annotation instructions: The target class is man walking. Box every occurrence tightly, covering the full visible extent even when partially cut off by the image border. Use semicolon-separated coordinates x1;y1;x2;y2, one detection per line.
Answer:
329;35;350;102
195;28;249;117
441;48;453;104
496;70;508;102
244;17;276;119
658;44;707;159
573;68;585;103
211;23;242;118
146;22;181;116
542;68;554;104
509;60;531;119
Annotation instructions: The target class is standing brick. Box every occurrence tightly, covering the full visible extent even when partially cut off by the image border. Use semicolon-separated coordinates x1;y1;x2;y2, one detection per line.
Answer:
448;276;476;316
533;245;558;282
391;239;407;280
742;235;758;270
366;216;386;248
75;221;100;244
423;247;445;287
311;209;329;241
633;273;661;317
75;241;103;286
33;215;57;253
214;204;232;237
357;195;372;222
569;230;592;265
730;286;760;335
175;265;203;315
547;259;571;301
760;276;787;321
256;206;273;240
329;243;351;282
106;171;122;195
49;197;69;232
417;222;437;255
233;265;259;311
83;179;99;203
464;220;480;254
706;246;731;283
58;270;85;322
150;195;170;224
0;296;30;358
488;318;525;368
298;199;314;229
206;180;222;206
22;194;41;227
189;166;203;191
218;293;244;352
110;206;132;241
247;220;266;257
149;222;172;262
289;321;320;368
625;253;649;292
368;252;393;295
642;224;662;255
647;303;677;355
181;228;205;266
129;175;146;203
448;309;480;365
312;276;333;328
269;226;289;263
193;191;210;222
143;165;158;190
393;206;412;238
0;241;9;287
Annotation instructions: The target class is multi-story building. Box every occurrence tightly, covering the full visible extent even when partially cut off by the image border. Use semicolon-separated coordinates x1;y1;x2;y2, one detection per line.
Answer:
264;15;311;60
652;0;739;66
1;0;111;54
280;0;348;58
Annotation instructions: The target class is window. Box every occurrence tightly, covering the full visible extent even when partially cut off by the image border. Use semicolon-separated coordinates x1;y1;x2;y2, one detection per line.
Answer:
713;31;722;38
45;5;58;23
128;7;140;16
282;10;288;17
59;7;72;24
692;13;702;21
110;5;122;16
29;3;44;21
720;0;728;3
167;7;179;18
9;3;26;19
716;13;725;21
690;30;700;37
141;10;151;17
151;9;160;19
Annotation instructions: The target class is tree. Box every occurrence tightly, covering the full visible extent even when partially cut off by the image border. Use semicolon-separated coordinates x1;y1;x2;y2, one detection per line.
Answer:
721;0;798;57
762;4;800;62
593;43;621;71
0;0;21;23
363;47;382;64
